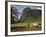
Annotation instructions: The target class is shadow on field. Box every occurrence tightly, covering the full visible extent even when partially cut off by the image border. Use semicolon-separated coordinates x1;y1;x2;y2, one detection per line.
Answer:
11;26;42;32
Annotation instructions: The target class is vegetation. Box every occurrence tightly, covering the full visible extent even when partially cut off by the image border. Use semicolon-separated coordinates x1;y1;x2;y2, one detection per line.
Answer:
11;7;18;24
11;7;41;27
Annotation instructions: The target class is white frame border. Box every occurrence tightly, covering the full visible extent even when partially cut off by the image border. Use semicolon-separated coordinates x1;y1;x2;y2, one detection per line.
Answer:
7;2;45;35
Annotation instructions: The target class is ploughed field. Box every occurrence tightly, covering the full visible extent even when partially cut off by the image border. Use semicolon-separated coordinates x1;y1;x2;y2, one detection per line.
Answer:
11;23;42;32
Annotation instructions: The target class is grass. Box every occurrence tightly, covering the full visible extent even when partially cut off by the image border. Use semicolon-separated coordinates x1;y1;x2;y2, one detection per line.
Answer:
11;21;41;27
11;22;42;32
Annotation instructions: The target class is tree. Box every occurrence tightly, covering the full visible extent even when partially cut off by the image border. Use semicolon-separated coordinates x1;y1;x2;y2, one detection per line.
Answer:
17;7;31;23
11;6;18;24
23;7;31;17
22;7;31;27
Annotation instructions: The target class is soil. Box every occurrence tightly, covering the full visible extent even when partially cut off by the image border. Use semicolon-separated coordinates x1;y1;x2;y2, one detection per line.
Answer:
11;26;41;32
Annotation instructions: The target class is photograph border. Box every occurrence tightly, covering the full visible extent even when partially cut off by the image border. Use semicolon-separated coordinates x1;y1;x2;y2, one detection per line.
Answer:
5;1;45;36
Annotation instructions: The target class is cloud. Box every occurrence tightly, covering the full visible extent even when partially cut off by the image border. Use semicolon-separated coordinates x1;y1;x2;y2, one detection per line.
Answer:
36;8;42;10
